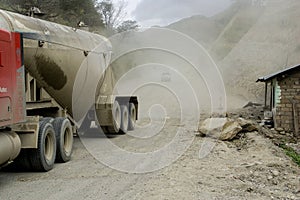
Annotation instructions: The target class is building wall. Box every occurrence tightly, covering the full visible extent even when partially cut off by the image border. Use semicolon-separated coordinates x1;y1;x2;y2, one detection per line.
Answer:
275;71;300;131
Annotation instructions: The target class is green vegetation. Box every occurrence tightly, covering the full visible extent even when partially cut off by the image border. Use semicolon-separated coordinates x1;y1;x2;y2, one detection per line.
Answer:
0;0;138;34
0;0;103;29
280;144;300;167
95;0;139;33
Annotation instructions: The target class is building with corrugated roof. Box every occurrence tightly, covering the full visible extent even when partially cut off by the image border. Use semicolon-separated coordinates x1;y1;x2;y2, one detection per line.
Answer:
257;65;300;136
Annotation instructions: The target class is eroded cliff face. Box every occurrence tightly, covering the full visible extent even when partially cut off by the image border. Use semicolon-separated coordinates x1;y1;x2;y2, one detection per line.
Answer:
168;0;300;109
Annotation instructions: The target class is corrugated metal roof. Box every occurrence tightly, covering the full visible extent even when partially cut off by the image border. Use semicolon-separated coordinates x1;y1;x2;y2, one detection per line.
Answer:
257;64;300;82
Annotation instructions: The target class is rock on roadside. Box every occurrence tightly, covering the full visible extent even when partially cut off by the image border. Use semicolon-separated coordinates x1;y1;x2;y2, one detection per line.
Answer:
197;117;259;141
197;118;243;141
237;118;258;132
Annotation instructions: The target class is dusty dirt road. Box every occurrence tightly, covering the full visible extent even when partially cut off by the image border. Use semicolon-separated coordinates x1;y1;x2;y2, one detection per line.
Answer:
0;119;300;200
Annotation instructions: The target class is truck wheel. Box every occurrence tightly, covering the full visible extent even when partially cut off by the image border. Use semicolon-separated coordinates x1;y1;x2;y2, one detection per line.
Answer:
28;119;56;172
119;105;129;134
41;117;54;123
128;103;136;131
107;101;121;134
53;118;73;163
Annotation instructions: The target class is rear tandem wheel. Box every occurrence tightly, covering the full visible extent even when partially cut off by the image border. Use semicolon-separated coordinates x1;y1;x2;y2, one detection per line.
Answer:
27;118;57;172
53;117;73;163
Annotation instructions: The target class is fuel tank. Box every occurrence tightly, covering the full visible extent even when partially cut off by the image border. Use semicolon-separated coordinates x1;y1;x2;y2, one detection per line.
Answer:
0;9;114;119
0;131;21;167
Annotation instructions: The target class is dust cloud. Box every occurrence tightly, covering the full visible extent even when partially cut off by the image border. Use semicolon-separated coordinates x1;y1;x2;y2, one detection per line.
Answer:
109;27;226;121
104;0;300;122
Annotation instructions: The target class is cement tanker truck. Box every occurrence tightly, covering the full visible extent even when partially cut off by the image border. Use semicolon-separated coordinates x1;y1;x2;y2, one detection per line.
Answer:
0;9;138;171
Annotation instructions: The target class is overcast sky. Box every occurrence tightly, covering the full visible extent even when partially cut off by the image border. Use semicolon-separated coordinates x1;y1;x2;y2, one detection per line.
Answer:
122;0;232;27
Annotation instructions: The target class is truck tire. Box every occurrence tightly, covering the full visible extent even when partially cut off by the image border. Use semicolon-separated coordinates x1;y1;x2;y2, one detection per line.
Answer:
119;105;129;134
128;103;136;131
107;101;121;134
28;119;56;172
42;117;54;124
53;117;73;163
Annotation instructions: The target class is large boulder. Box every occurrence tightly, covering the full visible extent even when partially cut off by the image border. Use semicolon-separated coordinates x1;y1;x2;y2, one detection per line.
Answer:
198;118;242;141
221;120;243;141
237;118;259;132
198;118;228;136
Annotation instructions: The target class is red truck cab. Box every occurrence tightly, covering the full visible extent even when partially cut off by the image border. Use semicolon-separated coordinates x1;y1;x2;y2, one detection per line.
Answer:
0;29;73;171
0;29;26;128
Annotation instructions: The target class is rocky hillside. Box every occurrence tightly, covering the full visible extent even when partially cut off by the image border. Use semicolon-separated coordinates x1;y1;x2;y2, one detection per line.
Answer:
167;15;222;49
166;0;300;109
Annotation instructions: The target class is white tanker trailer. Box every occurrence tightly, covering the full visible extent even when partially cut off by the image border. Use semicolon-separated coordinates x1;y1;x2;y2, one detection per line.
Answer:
0;9;138;171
